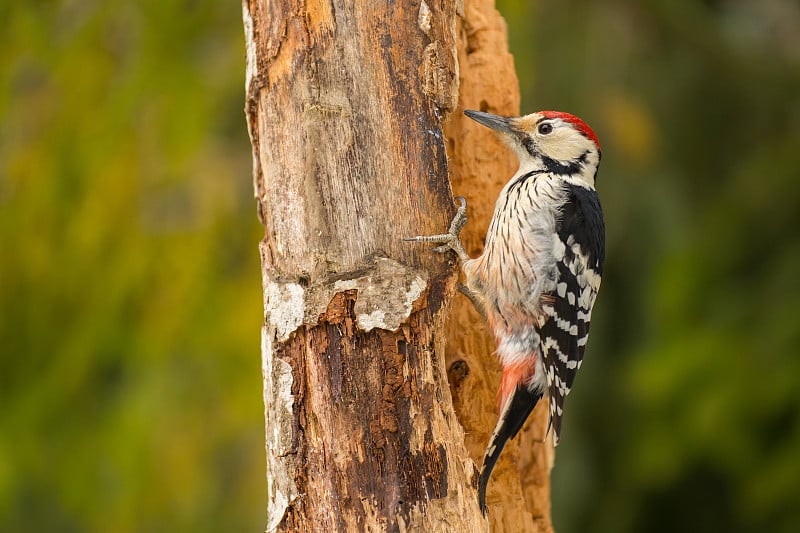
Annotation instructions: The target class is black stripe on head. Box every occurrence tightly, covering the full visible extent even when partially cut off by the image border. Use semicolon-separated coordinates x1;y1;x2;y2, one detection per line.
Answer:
522;136;537;158
542;151;590;177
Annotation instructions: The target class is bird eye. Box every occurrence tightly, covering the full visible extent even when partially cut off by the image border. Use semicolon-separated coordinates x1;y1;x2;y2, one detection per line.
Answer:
538;123;554;135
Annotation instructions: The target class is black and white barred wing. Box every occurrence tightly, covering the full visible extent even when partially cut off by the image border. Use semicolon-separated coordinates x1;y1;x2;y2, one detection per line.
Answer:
537;184;604;445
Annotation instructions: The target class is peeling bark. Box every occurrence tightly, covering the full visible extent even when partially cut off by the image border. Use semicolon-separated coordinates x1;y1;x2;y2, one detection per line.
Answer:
245;0;553;531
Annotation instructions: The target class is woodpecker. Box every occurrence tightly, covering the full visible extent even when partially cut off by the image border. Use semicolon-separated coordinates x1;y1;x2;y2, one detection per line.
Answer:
406;109;604;514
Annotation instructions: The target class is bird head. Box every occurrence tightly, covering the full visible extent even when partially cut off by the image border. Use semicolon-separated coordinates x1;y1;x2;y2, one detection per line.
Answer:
464;109;601;187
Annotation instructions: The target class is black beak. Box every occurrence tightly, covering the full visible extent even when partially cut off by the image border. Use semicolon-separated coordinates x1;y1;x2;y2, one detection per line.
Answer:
464;110;514;134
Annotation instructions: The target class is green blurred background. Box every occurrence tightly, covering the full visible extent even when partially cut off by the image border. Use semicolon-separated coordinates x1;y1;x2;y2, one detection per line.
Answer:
497;0;800;532
1;1;264;532
1;1;799;532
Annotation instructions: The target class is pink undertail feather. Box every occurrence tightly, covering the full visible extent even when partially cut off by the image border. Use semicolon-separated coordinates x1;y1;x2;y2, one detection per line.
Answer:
479;354;544;514
498;357;537;412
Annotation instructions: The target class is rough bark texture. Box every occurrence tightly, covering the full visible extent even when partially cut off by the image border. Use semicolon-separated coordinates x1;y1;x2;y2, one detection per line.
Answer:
443;2;555;532
244;0;553;531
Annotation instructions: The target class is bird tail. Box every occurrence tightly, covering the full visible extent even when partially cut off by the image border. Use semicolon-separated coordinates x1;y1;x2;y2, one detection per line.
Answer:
477;384;543;514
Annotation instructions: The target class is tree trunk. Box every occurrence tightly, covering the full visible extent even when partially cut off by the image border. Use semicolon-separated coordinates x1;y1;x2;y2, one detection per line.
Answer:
243;0;553;531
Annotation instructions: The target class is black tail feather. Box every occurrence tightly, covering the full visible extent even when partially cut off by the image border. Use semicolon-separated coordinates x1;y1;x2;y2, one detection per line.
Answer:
477;386;543;514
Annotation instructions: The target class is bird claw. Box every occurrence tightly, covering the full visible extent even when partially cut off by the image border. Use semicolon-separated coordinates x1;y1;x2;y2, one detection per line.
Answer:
404;197;470;261
432;244;452;254
449;196;468;232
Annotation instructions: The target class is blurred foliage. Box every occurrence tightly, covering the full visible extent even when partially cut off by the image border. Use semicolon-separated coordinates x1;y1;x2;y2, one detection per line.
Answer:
497;0;800;532
0;1;264;532
3;0;800;532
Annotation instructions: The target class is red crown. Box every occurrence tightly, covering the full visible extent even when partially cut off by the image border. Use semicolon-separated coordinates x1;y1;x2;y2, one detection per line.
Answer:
540;111;601;150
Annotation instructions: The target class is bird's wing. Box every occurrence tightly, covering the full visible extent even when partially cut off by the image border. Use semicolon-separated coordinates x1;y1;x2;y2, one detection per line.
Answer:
537;183;604;445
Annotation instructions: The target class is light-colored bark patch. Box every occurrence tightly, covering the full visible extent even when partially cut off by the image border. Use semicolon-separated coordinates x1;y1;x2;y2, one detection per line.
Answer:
264;256;428;341
242;2;256;91
264;280;306;342
262;327;298;532
334;257;428;332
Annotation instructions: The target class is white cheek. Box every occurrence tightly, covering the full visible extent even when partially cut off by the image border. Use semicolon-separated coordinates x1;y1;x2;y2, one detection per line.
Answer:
541;134;587;160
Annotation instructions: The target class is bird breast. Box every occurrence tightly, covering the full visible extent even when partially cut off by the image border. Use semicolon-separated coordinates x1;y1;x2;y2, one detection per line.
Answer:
463;173;565;337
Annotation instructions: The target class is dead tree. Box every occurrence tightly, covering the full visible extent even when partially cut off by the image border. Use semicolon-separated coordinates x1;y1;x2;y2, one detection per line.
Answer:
243;0;554;530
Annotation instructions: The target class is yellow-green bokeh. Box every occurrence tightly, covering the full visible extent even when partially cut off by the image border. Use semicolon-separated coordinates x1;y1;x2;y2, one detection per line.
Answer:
1;2;264;531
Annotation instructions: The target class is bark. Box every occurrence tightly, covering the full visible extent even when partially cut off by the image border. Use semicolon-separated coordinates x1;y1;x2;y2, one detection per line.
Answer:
243;0;553;531
444;2;555;531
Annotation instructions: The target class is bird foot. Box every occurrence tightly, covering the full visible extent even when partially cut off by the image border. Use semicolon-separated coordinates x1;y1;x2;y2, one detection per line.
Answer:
404;196;470;261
